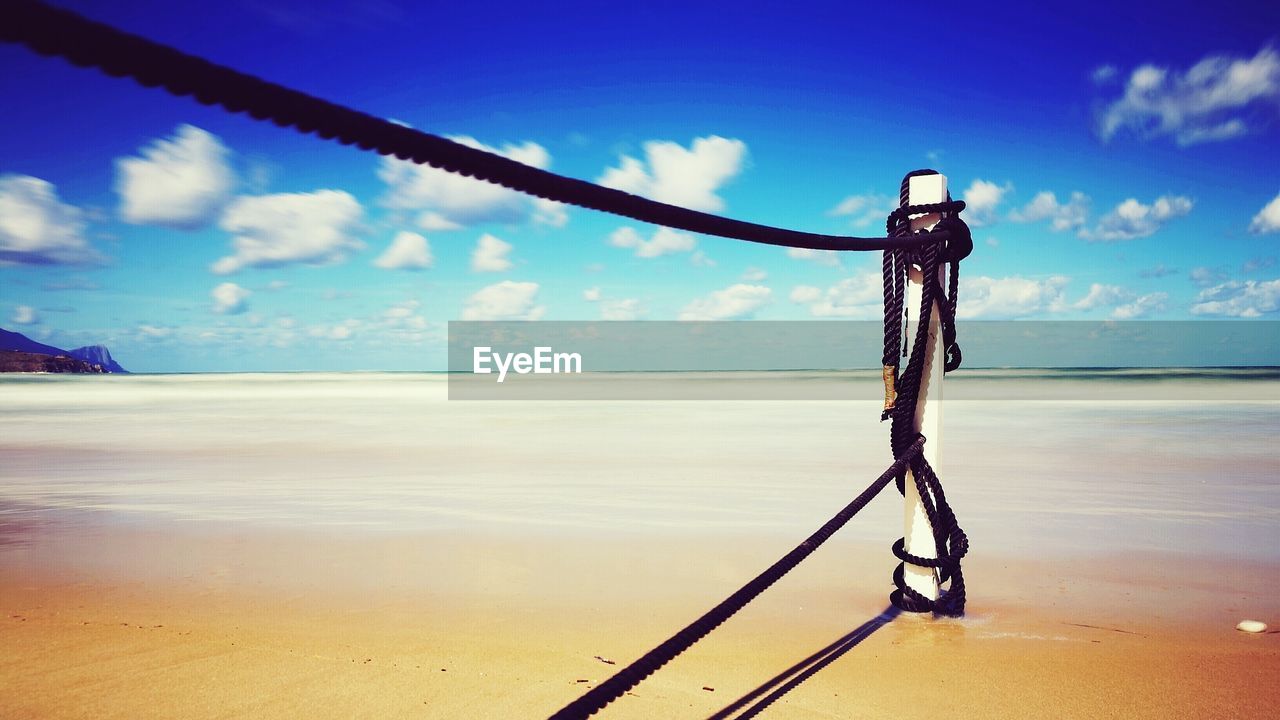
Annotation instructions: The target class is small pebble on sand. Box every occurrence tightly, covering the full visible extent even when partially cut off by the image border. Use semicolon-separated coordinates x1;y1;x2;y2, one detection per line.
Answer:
1236;620;1267;633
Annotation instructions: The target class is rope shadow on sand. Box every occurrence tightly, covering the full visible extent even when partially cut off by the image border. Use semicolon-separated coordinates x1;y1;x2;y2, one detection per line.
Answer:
706;605;901;720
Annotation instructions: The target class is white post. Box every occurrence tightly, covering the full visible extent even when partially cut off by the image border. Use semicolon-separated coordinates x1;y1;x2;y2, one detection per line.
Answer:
902;173;947;606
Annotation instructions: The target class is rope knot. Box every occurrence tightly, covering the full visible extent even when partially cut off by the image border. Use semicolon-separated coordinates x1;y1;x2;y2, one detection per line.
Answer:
936;214;973;263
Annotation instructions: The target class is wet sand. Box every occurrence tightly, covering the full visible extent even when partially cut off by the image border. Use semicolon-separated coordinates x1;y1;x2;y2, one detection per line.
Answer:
2;520;1278;719
1;373;1278;717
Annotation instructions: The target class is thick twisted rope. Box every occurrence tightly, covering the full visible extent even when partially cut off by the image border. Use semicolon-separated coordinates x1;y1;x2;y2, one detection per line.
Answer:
880;208;909;418
546;178;971;716
0;0;977;706
1;0;958;254
547;437;925;720
884;171;969;616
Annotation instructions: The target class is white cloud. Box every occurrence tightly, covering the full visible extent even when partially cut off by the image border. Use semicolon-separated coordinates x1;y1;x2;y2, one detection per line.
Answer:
1173;119;1249;145
116;125;236;229
1073;283;1130;310
1008;191;1090;231
827;193;897;228
601;298;643;320
0;175;102;266
1112;292;1168;319
211;282;251;314
792;273;883;318
609;226;696;258
382;300;427;333
1249;191;1280;234
531;198;569;228
1190;279;1280;317
598;136;746;212
957;275;1070;319
786;247;841;267
1098;46;1280;146
417;213;462;231
1190;266;1227;287
741;267;768;282
962;179;1010;226
1092;64;1119;85
379;136;563;228
373;231;433;270
678;284;772;320
212;190;364;274
690;250;716;267
580;286;641;319
137;324;173;339
471;233;514;272
10;305;39;325
384;300;420;319
1067;283;1165;318
789;285;822;304
1079;195;1192;242
308;322;357;341
462;281;545;320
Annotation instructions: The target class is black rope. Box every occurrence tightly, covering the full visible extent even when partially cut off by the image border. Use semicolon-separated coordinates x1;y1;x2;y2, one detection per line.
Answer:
546;175;971;715
546;437;925;720
2;0;957;254
882;171;969;382
0;0;978;703
883;170;969;616
879;205;909;420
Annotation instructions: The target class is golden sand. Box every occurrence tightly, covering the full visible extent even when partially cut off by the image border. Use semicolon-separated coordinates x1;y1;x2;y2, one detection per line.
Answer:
2;524;1277;719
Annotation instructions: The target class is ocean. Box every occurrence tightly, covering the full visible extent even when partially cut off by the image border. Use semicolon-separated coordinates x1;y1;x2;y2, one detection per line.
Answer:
1;370;1278;560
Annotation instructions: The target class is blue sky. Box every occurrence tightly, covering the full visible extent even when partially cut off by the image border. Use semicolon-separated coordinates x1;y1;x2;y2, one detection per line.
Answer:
1;0;1279;371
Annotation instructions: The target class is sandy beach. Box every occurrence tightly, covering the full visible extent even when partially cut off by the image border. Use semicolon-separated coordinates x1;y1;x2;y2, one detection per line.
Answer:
4;0;1279;714
2;372;1279;718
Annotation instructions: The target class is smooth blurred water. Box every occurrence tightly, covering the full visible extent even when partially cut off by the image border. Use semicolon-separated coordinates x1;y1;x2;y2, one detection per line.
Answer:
1;371;1278;559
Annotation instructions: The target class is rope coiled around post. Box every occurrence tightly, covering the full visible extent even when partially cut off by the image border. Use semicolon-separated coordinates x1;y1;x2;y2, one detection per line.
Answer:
883;170;970;616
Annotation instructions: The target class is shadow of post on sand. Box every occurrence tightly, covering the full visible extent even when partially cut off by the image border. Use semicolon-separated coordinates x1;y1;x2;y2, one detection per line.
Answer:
706;605;901;720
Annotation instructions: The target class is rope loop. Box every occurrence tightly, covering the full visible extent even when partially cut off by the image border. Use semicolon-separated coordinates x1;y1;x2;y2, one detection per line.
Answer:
936;213;973;263
882;171;970;617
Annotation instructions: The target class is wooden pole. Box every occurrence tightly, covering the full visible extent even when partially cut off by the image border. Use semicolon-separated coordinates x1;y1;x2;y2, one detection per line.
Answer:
902;172;947;606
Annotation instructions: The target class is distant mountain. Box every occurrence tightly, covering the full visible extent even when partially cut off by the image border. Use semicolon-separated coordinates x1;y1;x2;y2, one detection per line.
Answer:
0;327;128;373
0;327;66;356
69;344;128;373
0;350;105;374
